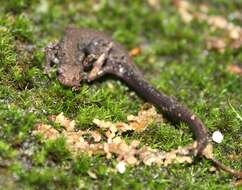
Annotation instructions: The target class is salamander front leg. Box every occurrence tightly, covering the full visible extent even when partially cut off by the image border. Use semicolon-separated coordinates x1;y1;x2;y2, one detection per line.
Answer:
87;42;113;81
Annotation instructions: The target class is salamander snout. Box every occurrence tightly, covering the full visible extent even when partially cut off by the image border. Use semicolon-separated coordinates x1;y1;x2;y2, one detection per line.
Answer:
56;66;82;87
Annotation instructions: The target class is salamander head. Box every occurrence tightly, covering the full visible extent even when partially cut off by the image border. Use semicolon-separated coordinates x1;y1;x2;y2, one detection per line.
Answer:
44;40;86;88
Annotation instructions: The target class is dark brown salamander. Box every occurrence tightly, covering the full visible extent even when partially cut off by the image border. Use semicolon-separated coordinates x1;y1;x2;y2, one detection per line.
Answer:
45;27;208;155
45;28;241;177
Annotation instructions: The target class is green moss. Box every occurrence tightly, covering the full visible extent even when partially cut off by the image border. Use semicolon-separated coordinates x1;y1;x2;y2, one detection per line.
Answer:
20;167;79;190
0;140;16;159
0;1;241;189
72;154;91;175
0;28;16;68
3;0;31;14
45;137;72;163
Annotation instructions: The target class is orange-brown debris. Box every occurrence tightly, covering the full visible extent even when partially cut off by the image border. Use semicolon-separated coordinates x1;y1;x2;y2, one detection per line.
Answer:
33;108;199;170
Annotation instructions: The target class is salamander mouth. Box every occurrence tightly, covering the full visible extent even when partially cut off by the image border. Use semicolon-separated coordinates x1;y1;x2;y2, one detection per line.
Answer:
56;66;84;87
57;74;81;87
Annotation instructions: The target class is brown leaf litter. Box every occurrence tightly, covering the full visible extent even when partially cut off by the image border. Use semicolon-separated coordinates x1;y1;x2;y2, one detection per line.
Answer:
33;107;242;181
206;37;226;53
33;106;200;169
173;0;242;52
227;64;242;76
147;0;161;10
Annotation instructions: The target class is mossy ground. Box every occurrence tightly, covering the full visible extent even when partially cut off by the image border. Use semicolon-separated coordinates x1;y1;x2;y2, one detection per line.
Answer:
0;1;241;189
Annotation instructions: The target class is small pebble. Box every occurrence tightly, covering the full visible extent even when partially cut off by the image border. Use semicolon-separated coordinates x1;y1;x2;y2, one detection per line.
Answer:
116;161;126;174
212;130;223;143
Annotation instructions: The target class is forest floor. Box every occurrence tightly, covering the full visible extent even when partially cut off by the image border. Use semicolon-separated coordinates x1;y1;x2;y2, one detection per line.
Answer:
0;0;241;189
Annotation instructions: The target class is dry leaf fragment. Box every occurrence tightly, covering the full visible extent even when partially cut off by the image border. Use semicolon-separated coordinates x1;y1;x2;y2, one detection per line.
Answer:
209;166;217;172
175;156;193;164
139;147;164;166
206;38;226;53
173;0;193;23
87;170;97;179
130;140;140;148
207;16;228;29
174;0;242;52
88;143;104;155
173;0;191;10
147;0;161;10
193;12;208;21
33;111;194;169
33;111;198;172
126;156;138;165
93;119;115;129
228;27;241;40
94;106;161;133
227;65;242;76
33;124;59;140
198;4;209;13
54;112;76;131
180;9;193;23
230;38;242;49
127;106;158;132
228;152;240;161
90;131;102;142
202;143;213;159
234;179;242;187
129;47;142;57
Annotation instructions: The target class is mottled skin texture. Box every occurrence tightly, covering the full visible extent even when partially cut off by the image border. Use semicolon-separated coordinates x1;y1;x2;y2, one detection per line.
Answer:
45;27;209;156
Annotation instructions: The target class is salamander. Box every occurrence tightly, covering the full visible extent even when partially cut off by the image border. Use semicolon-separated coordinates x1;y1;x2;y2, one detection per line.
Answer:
44;28;242;178
45;27;208;155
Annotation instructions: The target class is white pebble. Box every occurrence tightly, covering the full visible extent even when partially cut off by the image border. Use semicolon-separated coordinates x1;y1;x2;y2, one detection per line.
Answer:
212;130;223;143
116;161;126;174
53;57;60;64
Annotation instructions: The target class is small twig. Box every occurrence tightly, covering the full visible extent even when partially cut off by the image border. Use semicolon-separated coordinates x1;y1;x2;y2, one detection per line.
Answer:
210;158;242;178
